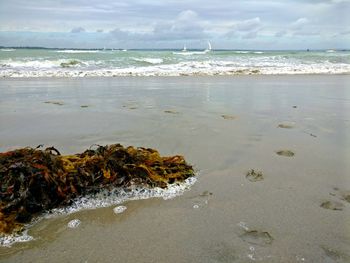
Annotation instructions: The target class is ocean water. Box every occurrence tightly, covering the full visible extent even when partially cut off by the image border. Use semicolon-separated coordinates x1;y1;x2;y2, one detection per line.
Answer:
0;48;349;77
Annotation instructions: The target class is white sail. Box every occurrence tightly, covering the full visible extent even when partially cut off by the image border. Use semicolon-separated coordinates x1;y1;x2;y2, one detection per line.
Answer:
182;45;187;52
207;41;212;51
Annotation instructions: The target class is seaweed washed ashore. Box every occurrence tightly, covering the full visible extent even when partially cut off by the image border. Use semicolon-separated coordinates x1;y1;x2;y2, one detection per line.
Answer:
0;144;195;235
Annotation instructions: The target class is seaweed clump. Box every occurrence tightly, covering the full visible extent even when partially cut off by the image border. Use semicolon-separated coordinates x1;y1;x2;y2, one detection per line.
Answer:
0;144;195;234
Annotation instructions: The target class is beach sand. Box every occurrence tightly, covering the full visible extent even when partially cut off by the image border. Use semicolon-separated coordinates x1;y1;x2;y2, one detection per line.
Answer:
0;75;350;262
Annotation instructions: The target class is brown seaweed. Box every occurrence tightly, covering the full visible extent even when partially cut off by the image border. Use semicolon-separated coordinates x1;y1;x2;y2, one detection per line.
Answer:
0;144;195;234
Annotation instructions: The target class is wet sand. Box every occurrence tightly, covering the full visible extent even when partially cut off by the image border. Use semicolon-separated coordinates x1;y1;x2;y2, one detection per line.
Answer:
0;75;350;262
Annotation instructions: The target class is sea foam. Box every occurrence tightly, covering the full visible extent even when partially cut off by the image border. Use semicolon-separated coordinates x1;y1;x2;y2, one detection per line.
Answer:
0;177;196;247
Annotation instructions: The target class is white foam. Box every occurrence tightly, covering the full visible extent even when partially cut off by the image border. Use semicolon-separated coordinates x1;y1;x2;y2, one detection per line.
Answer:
0;230;34;247
0;59;85;69
132;57;164;64
1;59;349;77
67;219;81;228
0;177;196;247
113;206;127;214
0;48;15;52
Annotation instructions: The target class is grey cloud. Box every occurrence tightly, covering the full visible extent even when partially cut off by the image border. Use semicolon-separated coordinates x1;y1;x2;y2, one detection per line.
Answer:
290;18;309;29
242;31;258;39
0;0;349;49
70;27;86;33
225;17;263;39
235;17;262;32
107;10;208;42
275;30;287;37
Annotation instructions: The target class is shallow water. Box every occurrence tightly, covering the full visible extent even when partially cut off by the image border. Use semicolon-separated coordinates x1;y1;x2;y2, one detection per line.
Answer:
0;75;350;262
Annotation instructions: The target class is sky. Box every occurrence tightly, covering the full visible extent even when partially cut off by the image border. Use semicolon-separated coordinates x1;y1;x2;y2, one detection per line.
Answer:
0;0;349;49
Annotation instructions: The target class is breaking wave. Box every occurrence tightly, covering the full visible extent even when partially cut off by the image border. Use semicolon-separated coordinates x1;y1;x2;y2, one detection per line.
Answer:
0;177;196;247
132;57;164;64
1;59;349;77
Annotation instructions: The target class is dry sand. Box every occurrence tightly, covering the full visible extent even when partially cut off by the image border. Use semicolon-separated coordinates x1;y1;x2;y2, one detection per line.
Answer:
0;75;350;262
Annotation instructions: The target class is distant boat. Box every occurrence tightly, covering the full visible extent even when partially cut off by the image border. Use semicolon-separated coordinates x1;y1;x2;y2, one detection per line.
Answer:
173;42;212;55
204;41;212;53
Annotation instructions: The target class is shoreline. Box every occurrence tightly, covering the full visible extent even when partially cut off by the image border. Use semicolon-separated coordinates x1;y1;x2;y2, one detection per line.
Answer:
1;72;350;79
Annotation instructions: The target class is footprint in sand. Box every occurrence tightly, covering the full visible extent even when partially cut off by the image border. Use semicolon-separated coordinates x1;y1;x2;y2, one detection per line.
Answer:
320;200;344;211
240;230;273;247
221;114;237;120
328;187;350;204
44;101;64;106
191;190;213;209
276;150;295;157
164;110;179;114
278;123;294;129
246;169;264;182
321;246;350;262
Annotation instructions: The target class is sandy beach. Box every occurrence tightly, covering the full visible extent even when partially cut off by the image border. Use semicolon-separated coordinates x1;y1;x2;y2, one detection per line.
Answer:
0;75;350;262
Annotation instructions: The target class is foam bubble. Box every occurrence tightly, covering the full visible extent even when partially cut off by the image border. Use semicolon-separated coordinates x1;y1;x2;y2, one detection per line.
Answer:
67;219;81;228
113;206;127;214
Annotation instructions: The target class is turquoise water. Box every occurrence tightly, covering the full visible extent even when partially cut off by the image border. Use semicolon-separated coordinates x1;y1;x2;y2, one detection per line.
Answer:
1;48;349;77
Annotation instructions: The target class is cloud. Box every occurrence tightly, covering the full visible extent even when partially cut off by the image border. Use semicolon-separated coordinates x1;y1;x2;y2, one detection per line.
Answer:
235;17;262;32
291;18;309;29
107;10;208;42
225;17;262;39
177;10;199;21
275;30;287;37
70;27;86;33
0;0;349;49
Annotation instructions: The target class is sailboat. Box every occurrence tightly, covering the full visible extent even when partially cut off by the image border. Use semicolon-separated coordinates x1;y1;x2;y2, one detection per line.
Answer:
173;41;212;55
204;41;212;53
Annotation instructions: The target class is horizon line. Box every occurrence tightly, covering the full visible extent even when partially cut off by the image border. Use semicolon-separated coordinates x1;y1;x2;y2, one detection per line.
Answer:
1;46;349;51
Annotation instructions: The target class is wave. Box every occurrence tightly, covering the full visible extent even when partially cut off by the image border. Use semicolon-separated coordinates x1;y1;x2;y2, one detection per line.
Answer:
0;177;196;247
132;57;164;64
0;48;15;52
0;59;85;69
173;50;210;56
1;59;349;77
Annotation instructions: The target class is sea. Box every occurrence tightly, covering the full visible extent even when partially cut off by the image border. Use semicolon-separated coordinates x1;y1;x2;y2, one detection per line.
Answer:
0;48;349;77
